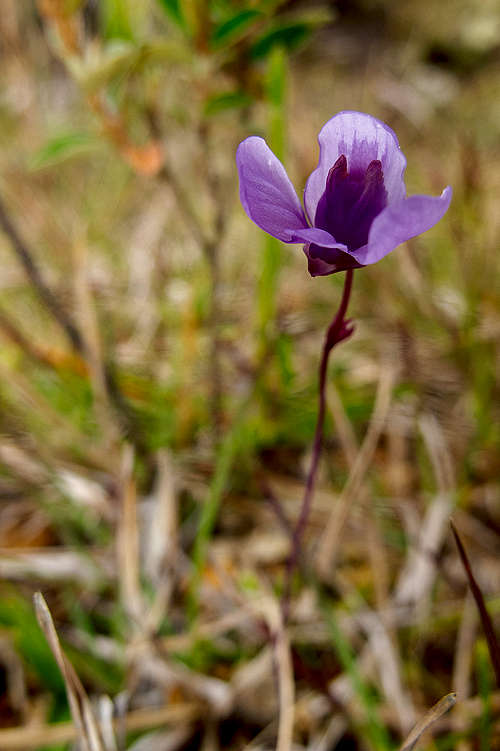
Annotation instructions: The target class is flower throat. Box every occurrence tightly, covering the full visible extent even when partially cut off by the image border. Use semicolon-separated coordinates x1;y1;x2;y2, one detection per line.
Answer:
314;154;388;251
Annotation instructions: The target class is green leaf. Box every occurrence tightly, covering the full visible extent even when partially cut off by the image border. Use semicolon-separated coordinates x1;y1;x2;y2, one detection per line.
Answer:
203;90;253;116
156;0;187;30
101;0;134;40
250;21;311;59
249;9;333;60
29;132;100;170
210;8;263;48
69;40;191;92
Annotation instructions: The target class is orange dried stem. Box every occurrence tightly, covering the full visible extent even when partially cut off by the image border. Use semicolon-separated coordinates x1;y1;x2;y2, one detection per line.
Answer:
37;0;81;55
88;94;164;176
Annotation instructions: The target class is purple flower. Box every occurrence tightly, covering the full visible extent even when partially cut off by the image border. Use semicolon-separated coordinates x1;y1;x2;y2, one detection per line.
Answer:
236;111;452;276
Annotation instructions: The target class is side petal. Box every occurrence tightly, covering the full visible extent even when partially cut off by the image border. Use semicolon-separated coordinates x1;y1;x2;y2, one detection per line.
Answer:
349;186;452;266
289;226;348;250
236;136;308;242
304;111;407;223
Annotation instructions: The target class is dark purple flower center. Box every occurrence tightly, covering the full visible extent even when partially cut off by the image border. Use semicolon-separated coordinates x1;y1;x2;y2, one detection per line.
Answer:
314;154;388;251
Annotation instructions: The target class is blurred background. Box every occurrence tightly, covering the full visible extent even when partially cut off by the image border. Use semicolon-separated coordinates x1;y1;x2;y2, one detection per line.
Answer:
0;1;499;749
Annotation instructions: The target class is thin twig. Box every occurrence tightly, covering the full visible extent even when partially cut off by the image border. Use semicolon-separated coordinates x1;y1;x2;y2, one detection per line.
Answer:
157;163;212;252
259;477;293;535
0;195;84;353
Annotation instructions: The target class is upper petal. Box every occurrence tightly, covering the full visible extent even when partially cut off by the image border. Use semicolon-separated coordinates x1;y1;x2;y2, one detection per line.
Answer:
304;111;407;223
236;136;308;242
348;186;452;266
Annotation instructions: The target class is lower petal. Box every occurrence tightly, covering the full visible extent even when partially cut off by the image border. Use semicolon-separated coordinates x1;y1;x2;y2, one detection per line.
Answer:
349;186;452;265
304;243;362;276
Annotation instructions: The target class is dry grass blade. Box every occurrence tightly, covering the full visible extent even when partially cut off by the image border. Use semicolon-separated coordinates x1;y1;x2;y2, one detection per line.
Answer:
450;520;500;688
136;648;233;717
97;696;118;751
126;726;193;751
72;237;119;448
144;449;178;633
0;703;200;750
273;615;294;751
326;381;358;468
398;692;456;751
358;610;416;732
0;549;106;585
250;595;295;751
316;364;396;578
117;444;144;627
309;715;346;751
395;414;455;612
33;592;107;751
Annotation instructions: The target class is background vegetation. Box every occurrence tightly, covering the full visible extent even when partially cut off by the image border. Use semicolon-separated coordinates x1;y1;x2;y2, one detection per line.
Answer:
0;1;499;749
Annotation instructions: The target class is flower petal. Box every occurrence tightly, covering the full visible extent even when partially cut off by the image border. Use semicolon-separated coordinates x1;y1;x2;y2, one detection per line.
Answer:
348;186;452;266
303;243;361;276
236;136;308;242
304;111;407;223
306;255;339;277
289;227;348;250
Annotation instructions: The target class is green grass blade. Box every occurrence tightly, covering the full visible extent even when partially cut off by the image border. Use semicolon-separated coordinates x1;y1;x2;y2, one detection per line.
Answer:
188;400;253;621
324;606;393;751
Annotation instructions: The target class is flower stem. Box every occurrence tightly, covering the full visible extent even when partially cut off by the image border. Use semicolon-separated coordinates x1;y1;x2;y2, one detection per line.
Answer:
282;268;354;619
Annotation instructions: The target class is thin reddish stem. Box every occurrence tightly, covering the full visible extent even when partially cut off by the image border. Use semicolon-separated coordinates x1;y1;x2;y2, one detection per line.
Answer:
283;268;354;619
